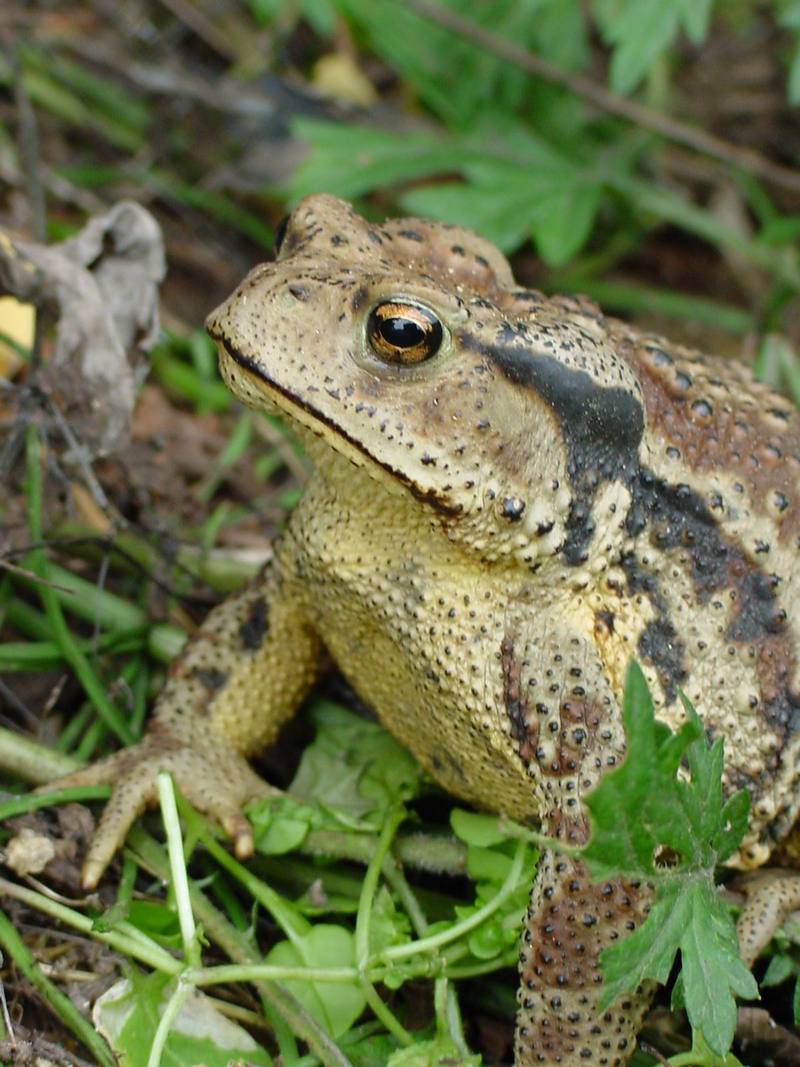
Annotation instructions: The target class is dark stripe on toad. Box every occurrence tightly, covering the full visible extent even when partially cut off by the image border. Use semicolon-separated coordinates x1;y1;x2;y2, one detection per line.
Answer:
457;332;644;563
501;635;536;761
619;552;687;703
625;470;800;738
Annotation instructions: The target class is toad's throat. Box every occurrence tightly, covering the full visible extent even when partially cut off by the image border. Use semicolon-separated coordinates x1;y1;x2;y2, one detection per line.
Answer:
213;333;462;518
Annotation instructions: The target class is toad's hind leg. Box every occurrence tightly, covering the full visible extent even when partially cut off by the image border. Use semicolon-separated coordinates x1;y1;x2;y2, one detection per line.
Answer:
734;868;800;969
506;628;654;1065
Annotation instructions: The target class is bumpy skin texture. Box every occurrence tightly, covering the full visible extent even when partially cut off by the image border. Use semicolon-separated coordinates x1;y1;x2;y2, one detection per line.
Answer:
53;195;800;1064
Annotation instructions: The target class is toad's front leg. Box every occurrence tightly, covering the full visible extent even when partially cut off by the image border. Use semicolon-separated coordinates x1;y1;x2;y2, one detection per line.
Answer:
517;841;653;1065
505;631;653;1065
46;559;323;888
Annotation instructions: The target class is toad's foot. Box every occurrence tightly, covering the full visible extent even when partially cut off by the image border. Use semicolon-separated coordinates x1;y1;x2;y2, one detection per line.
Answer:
40;724;276;889
734;869;800;969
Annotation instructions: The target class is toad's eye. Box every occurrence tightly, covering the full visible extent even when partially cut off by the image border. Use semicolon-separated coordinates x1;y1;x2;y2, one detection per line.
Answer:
367;301;444;365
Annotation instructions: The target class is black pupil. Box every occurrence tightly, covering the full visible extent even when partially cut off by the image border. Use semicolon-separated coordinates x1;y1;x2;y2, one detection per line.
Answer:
381;317;425;348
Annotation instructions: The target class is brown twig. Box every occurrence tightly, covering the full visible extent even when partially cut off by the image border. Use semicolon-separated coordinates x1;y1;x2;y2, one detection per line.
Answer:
397;0;800;196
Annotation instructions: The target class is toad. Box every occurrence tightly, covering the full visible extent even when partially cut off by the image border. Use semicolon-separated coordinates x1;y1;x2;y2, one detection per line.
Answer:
53;194;800;1064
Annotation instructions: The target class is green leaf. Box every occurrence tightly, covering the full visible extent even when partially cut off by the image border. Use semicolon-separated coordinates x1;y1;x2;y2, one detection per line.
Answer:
289;120;467;201
677;0;713;44
93;972;273;1067
334;0;546;127
386;1033;481;1067
675;882;757;1047
369;885;412;955
531;0;589;71
265;924;366;1037
124;901;182;948
606;1;680;95
289;701;422;825
777;1;800;102
465;844;514;884
401;158;603;264
248;0;336;34
581;662;756;1055
450;809;508;847
251;808;311;855
760;951;794;987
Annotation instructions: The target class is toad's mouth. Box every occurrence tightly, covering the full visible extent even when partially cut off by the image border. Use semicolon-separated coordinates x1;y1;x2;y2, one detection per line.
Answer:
211;332;462;518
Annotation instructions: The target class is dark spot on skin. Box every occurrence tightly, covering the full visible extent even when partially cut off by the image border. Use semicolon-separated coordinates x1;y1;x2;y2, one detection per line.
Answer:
595;609;615;634
398;229;424;242
646;346;673;367
351;286;369;311
330;234;346;246
502;496;526;521
194;668;228;692
239;597;269;650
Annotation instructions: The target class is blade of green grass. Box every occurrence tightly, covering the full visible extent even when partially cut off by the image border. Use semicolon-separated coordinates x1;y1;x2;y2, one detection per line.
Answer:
23;426;135;745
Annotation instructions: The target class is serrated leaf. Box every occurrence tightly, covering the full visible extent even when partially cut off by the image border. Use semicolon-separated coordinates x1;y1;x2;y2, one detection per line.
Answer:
716;789;752;863
600;881;687;1000
598;0;681;95
401;154;604;264
677;0;712;43
583;662;753;1056
678;882;758;1052
289;120;466;201
334;0;548;126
